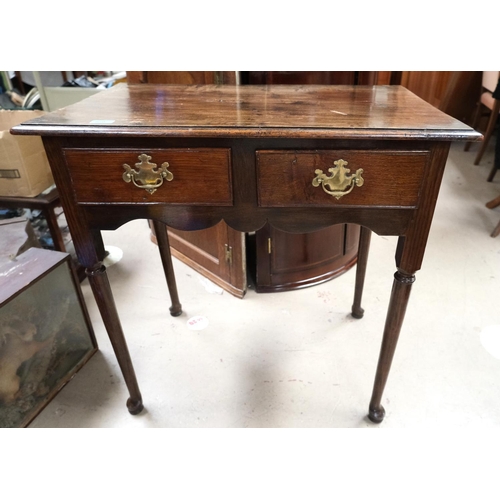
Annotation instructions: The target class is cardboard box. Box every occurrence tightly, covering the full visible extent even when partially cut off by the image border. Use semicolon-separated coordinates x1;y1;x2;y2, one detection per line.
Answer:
0;110;54;197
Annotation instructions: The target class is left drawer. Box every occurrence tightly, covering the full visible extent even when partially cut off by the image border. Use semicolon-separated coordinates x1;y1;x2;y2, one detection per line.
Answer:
62;148;233;205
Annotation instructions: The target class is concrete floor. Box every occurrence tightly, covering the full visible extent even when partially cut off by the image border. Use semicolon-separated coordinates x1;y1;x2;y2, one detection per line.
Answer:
29;141;500;428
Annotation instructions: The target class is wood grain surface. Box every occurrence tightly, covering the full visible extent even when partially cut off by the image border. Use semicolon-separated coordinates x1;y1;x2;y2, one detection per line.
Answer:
12;84;482;141
63;148;232;205
256;149;428;207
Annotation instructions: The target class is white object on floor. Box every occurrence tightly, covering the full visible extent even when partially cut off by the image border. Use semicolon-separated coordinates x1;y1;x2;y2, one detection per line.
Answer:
480;325;500;360
198;276;224;295
187;316;209;331
103;246;123;267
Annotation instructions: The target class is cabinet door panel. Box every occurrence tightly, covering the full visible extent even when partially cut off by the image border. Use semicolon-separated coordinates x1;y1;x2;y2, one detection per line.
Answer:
150;221;246;298
254;223;359;292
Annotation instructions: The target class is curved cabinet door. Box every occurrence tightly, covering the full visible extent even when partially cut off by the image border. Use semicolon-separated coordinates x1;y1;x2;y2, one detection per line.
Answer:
253;223;359;293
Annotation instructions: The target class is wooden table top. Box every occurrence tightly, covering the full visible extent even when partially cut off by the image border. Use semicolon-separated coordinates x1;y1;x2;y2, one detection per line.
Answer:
12;84;482;141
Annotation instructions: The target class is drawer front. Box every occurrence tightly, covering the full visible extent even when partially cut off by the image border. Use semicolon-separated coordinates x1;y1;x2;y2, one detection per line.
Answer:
63;148;232;205
256;150;429;207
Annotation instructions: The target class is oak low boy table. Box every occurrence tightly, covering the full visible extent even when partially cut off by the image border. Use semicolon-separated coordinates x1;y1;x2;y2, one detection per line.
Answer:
12;84;481;424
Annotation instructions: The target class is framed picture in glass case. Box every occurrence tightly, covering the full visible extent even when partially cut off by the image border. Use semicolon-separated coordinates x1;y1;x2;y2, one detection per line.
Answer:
0;247;97;427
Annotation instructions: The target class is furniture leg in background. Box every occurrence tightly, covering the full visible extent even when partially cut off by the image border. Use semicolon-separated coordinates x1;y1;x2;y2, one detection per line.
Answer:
152;219;182;316
476;99;500;167
486;196;500;237
487;106;500;182
351;226;372;319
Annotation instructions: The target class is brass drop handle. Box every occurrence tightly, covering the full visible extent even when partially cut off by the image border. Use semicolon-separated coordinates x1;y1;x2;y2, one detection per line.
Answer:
312;159;364;200
122;153;173;194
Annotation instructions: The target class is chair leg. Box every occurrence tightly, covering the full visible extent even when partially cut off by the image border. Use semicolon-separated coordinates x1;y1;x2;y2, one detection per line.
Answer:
486;196;500;209
491;220;500;238
474;100;500;166
486;196;500;237
487;163;499;182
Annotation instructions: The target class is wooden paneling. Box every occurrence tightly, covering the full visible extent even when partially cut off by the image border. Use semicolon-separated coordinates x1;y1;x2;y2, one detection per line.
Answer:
400;71;453;108
126;71;236;85
245;71;381;85
400;71;481;123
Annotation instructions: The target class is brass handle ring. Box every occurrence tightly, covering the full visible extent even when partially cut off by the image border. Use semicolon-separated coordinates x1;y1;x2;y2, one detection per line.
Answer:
122;153;173;195
312;159;364;200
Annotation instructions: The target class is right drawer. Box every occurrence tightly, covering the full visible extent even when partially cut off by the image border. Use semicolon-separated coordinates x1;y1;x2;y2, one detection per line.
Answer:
256;150;429;208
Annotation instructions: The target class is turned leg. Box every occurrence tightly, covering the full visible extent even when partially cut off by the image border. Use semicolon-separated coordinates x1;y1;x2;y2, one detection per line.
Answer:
86;264;143;415
152;219;182;317
351;226;372;319
368;270;415;423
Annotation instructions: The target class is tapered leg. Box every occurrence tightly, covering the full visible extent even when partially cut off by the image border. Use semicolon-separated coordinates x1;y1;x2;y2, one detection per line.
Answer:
487;163;499;182
491;220;500;238
152;219;182;317
351;226;372;319
368;270;415;423
86;264;143;414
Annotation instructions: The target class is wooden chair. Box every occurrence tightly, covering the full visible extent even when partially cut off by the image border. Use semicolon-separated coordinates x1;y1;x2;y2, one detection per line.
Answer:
464;71;500;167
486;196;500;237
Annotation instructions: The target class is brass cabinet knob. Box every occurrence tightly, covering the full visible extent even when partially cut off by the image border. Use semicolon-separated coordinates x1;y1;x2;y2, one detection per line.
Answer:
122;154;173;194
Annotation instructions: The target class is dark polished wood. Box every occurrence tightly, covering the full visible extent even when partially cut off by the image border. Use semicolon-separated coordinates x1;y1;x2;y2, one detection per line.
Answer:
129;71;363;298
11;84;481;424
369;270;415;423
164;223;246;298
254;223;358;293
20;85;477;141
245;71;381;86
151;220;182;316
63;148;233;205
351;226;372;319
126;71;236;85
256;149;428;208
